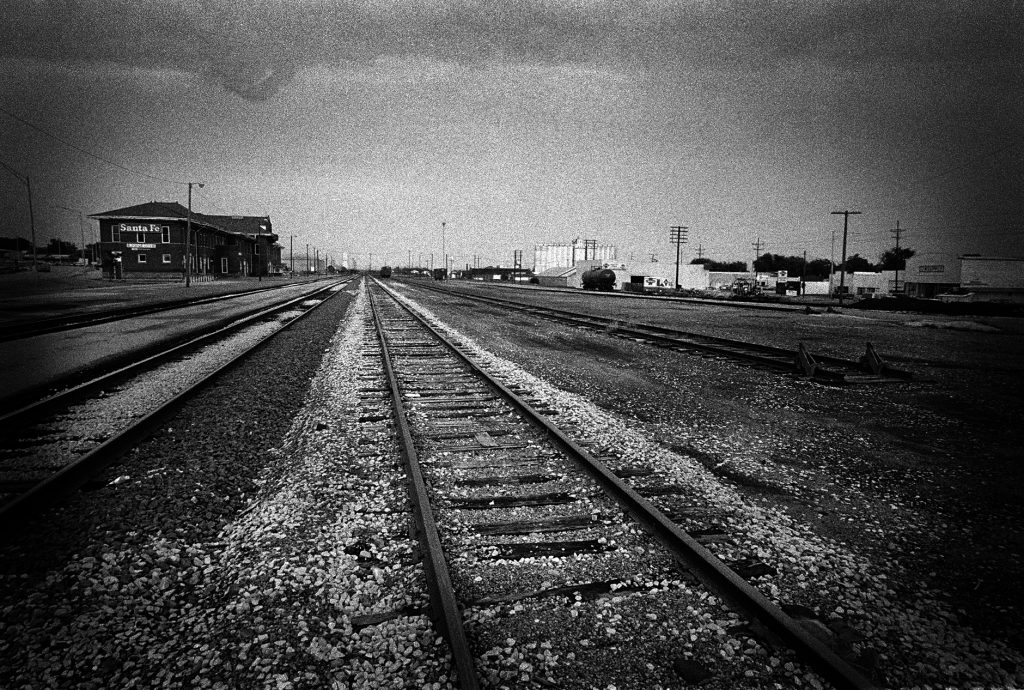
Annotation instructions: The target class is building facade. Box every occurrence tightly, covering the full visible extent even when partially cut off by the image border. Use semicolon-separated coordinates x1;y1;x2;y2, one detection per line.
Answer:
89;202;281;279
533;240;618;273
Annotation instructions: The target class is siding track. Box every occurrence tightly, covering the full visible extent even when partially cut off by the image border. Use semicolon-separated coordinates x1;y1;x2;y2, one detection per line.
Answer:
0;279;350;531
402;280;912;385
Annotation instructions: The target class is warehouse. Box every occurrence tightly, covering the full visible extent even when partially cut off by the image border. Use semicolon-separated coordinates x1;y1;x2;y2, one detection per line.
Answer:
89;202;281;279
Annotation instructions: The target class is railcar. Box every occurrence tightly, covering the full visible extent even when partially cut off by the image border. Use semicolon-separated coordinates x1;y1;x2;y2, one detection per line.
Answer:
379;266;393;278
581;268;616;291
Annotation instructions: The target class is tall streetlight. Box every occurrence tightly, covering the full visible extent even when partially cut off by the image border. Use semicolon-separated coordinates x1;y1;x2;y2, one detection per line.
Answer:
56;205;87;265
0;162;38;274
830;210;861;306
185;182;204;287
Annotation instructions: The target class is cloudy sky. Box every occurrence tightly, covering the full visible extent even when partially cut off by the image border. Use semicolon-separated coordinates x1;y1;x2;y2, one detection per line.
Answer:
2;0;1021;269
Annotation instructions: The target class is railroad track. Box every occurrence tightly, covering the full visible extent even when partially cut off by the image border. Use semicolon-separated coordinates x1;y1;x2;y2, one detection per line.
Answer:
0;279;350;531
368;279;878;689
0;281;307;343
400;280;912;385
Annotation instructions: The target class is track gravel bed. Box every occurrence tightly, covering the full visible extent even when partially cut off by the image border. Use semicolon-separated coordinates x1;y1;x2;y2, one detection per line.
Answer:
390;281;1024;690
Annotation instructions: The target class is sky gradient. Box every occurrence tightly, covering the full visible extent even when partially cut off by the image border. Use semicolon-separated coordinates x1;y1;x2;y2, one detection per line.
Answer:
2;1;1022;270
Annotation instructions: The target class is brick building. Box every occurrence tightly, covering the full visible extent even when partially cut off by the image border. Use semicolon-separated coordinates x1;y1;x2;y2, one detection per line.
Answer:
89;202;281;279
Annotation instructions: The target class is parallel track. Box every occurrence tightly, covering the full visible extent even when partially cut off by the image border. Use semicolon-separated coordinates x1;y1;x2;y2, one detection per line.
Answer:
0;279;349;532
0;281;308;343
400;280;912;384
369;279;877;689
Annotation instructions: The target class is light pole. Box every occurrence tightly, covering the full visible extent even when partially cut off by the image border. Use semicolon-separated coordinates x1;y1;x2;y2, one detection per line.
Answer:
0;162;38;275
185;182;203;287
56;205;87;265
290;235;295;275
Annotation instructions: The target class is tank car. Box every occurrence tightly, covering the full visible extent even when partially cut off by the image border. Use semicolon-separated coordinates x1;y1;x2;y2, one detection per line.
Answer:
581;268;616;291
379;265;393;278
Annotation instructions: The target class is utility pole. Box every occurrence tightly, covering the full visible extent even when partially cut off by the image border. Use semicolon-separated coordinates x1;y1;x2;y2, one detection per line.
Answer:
669;225;688;289
697;244;704;260
306;243;309;274
891;220;903;294
752;238;763;280
185;182;203;287
831;210;861;306
802;250;807;295
441;221;446;280
290;235;295;274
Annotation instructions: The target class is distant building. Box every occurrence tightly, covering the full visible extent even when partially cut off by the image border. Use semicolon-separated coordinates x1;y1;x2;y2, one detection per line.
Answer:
533;239;617;273
89;202;281;279
903;253;961;298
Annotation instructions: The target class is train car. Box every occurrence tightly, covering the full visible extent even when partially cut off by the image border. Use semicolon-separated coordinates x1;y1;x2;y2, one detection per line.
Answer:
581;268;616;291
379;265;393;278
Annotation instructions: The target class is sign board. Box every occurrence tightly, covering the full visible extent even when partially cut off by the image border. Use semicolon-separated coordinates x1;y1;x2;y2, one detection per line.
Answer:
643;276;673;288
918;265;945;274
126;243;157;250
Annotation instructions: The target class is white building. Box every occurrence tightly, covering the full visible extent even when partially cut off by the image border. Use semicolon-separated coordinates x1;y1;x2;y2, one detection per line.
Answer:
533;240;617;273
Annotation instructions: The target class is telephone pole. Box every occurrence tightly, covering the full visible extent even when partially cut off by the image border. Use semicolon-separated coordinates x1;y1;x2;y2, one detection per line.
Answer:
696;244;704;260
441;221;446;280
891;220;903;294
669;225;688;289
831;210;861;306
752;238;763;279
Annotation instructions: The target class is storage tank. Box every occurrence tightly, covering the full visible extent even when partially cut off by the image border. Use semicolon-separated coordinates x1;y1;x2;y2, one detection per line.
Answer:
581;268;616;291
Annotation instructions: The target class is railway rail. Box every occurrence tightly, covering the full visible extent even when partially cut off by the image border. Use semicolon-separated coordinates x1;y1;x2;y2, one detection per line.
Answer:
0;281;307;343
399;280;912;385
368;278;878;689
0;279;350;532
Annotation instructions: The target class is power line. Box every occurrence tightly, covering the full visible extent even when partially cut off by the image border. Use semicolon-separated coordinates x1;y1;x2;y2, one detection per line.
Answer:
0;105;188;186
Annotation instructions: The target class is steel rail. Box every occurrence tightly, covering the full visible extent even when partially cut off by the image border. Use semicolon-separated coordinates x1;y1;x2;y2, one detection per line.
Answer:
0;281;347;533
366;286;481;690
0;280;351;435
0;281;307;343
404;280;911;383
374;278;879;690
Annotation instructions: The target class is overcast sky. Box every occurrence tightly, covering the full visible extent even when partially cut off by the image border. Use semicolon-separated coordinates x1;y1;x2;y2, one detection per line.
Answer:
2;0;1021;269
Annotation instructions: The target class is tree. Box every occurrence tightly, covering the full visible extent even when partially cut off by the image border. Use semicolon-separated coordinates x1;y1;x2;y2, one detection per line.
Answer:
805;259;832;280
879;246;915;270
45;238;77;256
839;253;876;272
690;258;747;271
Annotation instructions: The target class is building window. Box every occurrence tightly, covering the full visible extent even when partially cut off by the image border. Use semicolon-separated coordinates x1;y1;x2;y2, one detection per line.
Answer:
255;243;260;255
136;232;145;243
221;257;228;273
138;253;147;264
111;224;121;242
162;226;170;243
162;253;171;263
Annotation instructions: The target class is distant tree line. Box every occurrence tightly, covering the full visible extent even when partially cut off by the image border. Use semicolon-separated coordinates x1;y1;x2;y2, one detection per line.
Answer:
691;245;915;279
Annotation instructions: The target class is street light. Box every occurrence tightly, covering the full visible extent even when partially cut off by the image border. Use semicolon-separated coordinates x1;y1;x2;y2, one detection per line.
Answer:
185;182;204;287
56;205;87;265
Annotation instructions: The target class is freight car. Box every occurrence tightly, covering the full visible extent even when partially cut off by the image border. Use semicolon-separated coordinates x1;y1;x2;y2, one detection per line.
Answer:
379;266;393;278
581;268;617;291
